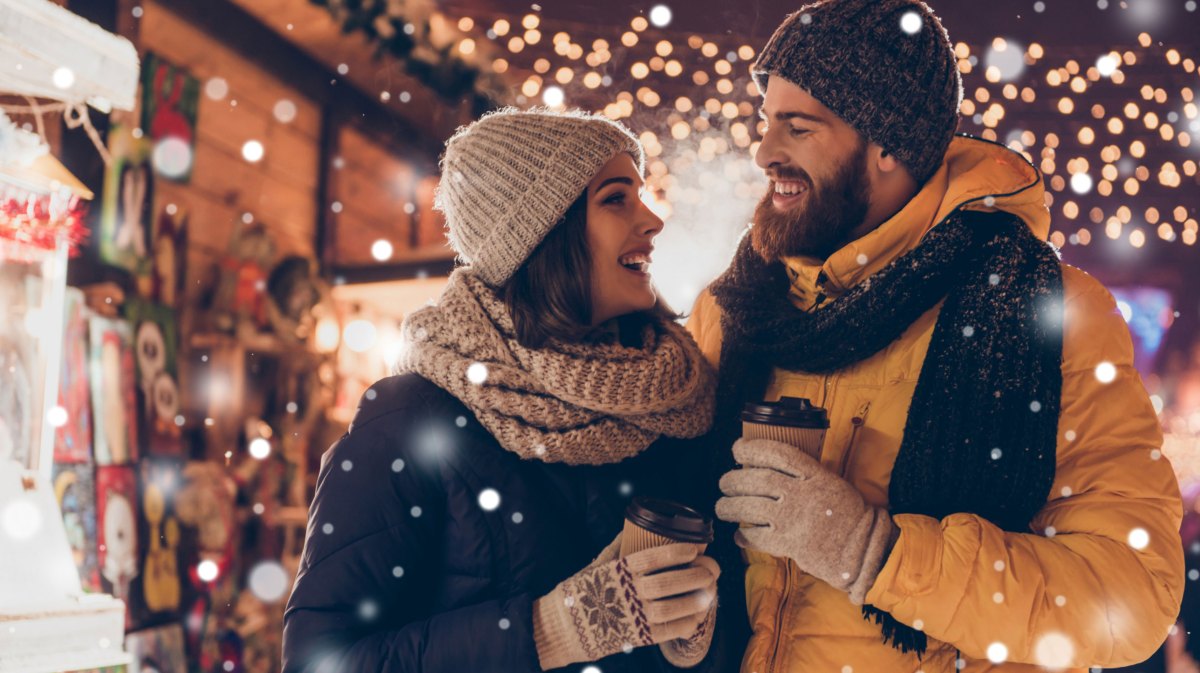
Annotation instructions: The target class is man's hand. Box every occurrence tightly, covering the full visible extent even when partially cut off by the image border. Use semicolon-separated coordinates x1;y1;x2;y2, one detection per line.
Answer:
715;438;897;604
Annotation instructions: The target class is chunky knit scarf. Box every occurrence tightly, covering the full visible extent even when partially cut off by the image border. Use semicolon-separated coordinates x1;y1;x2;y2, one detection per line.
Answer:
709;209;1064;655
398;269;716;466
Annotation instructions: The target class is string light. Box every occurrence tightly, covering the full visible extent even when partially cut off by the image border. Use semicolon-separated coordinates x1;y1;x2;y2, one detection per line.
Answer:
425;7;1198;261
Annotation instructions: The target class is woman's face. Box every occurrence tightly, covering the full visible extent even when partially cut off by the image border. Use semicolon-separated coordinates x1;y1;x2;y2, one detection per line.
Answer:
584;154;664;326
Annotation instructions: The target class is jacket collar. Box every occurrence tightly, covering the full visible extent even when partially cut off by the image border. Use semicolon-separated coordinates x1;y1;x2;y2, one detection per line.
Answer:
781;135;1049;309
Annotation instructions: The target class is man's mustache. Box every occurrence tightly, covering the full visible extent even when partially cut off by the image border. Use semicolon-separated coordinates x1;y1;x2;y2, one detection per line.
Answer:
765;167;813;188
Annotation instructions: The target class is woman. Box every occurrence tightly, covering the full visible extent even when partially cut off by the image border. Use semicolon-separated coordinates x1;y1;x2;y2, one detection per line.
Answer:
282;108;724;672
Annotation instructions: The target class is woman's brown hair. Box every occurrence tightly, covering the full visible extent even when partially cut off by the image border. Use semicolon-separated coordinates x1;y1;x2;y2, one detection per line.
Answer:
501;191;675;348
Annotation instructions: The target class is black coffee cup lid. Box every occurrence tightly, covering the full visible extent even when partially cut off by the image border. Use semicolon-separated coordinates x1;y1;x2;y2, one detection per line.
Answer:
741;397;830;428
625;497;713;544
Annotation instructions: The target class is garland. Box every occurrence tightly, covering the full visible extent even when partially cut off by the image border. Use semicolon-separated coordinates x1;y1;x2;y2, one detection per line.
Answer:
0;184;88;257
310;0;501;115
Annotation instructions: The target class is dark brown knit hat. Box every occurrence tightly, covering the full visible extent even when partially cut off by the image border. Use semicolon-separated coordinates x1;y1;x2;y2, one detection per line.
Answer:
752;0;962;183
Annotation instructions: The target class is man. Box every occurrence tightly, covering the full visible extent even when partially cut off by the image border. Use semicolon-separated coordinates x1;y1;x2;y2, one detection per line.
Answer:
687;0;1185;671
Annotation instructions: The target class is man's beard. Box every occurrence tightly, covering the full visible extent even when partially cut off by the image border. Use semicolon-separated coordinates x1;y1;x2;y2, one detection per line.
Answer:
751;144;872;261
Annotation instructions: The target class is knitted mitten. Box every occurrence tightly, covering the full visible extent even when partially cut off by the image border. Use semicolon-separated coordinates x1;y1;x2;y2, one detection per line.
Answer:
533;540;717;670
716;438;898;605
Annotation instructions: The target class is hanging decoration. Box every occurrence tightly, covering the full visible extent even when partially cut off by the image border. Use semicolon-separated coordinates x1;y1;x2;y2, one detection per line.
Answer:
0;111;89;257
309;0;503;114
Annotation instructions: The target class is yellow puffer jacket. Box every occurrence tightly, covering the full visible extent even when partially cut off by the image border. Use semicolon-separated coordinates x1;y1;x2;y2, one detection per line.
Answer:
687;136;1184;673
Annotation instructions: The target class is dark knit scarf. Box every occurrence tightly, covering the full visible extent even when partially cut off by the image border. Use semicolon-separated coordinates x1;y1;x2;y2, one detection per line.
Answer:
708;209;1064;656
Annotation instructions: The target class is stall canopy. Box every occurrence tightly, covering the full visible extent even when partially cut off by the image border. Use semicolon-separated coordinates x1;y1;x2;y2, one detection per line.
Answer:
0;0;139;112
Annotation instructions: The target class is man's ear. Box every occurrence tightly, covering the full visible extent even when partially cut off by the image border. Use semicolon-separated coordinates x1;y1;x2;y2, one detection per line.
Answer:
874;146;904;175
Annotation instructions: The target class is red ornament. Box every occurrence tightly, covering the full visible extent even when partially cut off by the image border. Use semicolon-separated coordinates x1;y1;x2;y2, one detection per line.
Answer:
0;183;89;258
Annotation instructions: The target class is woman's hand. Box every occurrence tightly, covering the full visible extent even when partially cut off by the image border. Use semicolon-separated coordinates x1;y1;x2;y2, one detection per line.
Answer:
533;540;719;670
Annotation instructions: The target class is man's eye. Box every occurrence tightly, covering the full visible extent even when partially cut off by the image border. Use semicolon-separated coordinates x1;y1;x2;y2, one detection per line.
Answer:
790;127;810;137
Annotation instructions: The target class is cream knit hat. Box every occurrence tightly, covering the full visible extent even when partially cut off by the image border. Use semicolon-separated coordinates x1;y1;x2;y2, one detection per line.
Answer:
435;107;646;287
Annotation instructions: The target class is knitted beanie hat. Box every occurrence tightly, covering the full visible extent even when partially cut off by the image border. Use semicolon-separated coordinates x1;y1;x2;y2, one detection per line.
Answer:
435;107;645;287
752;0;962;183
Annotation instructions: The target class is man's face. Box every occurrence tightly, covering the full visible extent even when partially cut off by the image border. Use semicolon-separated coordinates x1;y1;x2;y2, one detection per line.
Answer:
752;77;873;261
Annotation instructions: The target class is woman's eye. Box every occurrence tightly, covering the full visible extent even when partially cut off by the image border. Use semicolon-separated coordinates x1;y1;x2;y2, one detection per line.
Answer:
604;192;626;205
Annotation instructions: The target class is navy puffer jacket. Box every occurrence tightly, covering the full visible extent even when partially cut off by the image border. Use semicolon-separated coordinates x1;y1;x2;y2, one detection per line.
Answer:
282;373;741;672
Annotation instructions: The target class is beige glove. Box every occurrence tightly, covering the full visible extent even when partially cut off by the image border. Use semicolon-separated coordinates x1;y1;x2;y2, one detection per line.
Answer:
658;596;717;668
533;537;719;671
715;438;897;605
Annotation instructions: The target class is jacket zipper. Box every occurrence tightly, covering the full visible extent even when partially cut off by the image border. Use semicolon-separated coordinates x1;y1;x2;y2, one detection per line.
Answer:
839;401;872;478
766;371;832;673
766;559;792;673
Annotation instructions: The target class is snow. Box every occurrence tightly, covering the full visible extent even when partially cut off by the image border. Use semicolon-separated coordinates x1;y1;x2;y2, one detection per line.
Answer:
467;362;489;384
1035;633;1075;668
1128;528;1150;550
987;642;1008;664
479;488;501;511
1094;361;1117;384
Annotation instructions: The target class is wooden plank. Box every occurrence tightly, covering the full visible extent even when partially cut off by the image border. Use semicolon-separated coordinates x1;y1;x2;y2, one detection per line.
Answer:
141;0;321;139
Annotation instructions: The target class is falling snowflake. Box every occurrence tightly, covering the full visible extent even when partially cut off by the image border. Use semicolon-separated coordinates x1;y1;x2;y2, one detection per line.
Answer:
248;561;290;603
1055;595;1067;606
994;560;1005;571
899;10;922;34
855;253;869;266
358;599;379;622
1035;633;1075;668
1030;400;1042;413
411;506;423;518
992;592;1004;603
322;523;334;535
1189;569;1199;581
392;459;405;473
1064;430;1077;442
989;273;1001;286
479;488;501;511
512;512;525;524
1061;486;1073;497
582;667;602;673
1128;528;1150;550
456;416;468;428
825;509;833;516
987;642;1008;664
341;460;353;472
991;448;1003;460
365;388;377;401
912;619;925;631
963;325;976;337
392;566;405;578
467;363;489;384
619;481;633;496
499;618;511;630
1044;526;1057;538
1094;362;1117;384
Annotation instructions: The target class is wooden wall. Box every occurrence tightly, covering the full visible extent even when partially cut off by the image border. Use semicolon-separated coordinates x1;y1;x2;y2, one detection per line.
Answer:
138;0;323;300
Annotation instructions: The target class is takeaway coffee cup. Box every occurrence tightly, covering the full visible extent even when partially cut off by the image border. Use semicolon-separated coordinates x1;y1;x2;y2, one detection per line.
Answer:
741;397;830;460
619;497;714;558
